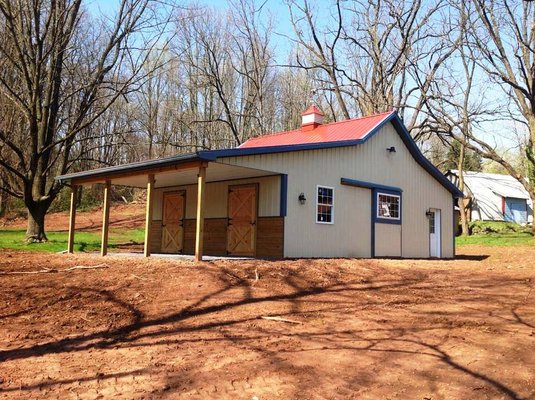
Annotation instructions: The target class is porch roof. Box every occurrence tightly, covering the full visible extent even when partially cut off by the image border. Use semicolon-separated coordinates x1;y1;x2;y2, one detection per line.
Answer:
56;152;210;185
55;155;279;188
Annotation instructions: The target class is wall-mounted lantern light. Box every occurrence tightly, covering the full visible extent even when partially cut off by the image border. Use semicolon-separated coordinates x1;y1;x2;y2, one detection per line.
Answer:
386;146;396;153
425;210;433;218
298;193;307;205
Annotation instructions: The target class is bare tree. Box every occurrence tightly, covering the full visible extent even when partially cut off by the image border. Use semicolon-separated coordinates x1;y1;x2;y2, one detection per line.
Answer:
443;0;535;231
0;0;165;241
286;0;351;120
285;0;460;138
422;1;488;235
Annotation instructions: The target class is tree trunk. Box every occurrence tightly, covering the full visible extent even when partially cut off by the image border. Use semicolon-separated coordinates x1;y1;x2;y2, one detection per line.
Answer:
0;174;8;217
0;193;6;217
25;203;49;242
457;142;470;236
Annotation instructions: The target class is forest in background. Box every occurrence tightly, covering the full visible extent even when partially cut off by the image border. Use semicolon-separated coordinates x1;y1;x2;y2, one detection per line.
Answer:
1;0;534;238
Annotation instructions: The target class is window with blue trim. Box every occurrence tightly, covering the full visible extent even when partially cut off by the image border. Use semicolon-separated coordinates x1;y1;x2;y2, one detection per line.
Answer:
316;186;334;224
377;193;400;220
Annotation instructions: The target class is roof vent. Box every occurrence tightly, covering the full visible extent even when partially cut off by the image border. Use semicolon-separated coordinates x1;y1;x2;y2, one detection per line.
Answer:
301;105;324;131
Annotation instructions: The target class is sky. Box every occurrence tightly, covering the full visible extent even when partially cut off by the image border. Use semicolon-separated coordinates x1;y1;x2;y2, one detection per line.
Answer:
89;0;295;60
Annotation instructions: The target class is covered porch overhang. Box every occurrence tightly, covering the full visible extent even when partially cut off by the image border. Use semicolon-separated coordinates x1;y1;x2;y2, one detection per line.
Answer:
56;155;282;262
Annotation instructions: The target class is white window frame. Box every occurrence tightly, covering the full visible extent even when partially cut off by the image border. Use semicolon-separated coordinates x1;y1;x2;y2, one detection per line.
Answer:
316;185;335;224
376;192;401;221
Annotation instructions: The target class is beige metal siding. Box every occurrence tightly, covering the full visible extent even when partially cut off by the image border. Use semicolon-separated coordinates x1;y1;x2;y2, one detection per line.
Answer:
152;175;280;220
220;122;454;258
374;224;401;257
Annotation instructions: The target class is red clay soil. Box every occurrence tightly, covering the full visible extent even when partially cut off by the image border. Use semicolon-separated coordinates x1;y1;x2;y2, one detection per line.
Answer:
1;203;146;231
0;246;534;399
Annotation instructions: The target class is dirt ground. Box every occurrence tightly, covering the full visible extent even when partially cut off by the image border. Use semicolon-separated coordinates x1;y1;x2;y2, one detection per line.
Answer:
0;246;534;400
1;203;146;231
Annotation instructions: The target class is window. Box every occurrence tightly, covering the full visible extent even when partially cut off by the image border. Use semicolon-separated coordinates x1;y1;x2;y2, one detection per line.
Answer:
376;193;400;220
316;186;334;224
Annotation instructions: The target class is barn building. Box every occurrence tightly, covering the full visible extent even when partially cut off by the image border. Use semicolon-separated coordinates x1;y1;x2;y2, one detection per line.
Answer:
446;170;533;225
56;107;463;260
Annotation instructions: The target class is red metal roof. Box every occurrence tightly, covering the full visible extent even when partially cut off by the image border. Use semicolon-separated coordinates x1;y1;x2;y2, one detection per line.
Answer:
240;111;394;149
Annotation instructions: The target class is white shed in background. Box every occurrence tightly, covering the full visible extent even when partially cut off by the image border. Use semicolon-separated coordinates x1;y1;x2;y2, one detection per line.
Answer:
446;170;533;225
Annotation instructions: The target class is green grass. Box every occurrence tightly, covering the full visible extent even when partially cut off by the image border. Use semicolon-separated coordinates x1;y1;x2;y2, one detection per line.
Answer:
456;232;535;246
0;228;145;253
1;227;533;253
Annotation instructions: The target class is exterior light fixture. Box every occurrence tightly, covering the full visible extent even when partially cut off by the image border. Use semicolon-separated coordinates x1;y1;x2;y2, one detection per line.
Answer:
425;210;433;218
298;193;307;205
386;146;396;153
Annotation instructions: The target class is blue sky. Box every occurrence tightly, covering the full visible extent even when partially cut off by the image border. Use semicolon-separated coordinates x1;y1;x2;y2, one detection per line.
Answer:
90;0;295;59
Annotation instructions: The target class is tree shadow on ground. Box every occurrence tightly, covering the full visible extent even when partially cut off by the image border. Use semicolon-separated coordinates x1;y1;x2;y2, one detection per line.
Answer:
454;254;490;261
1;263;532;399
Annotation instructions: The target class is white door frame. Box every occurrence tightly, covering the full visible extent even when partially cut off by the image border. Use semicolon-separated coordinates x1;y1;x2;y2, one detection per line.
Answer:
429;208;441;258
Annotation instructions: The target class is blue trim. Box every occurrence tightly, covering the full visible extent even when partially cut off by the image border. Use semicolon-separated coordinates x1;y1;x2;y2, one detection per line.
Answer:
370;191;376;258
280;174;288;217
452;196;456;258
199;139;370;158
388;114;464;198
199;112;463;197
341;177;402;193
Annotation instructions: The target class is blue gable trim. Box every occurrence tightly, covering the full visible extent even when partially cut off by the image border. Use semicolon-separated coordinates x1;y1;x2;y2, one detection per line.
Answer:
280;174;288;217
388;114;464;198
201;112;463;198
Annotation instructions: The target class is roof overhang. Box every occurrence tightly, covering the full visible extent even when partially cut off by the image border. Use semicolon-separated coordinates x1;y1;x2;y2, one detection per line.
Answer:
55;154;278;188
56;153;214;185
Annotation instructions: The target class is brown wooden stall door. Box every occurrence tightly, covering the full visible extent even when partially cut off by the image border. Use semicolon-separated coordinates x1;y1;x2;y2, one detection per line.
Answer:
227;185;257;256
161;191;185;253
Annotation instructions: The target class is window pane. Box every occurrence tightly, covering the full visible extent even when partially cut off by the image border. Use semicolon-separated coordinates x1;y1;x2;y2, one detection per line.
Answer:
317;186;334;223
377;193;400;219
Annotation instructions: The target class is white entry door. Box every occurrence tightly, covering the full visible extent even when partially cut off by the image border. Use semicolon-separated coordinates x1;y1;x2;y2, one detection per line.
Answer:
429;209;441;258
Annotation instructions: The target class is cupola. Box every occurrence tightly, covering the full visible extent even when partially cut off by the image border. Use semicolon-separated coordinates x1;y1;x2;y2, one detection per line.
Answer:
301;105;324;131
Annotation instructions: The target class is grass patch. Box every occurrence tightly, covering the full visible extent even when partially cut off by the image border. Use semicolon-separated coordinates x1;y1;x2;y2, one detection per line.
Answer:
468;220;530;235
456;232;535;246
0;228;145;253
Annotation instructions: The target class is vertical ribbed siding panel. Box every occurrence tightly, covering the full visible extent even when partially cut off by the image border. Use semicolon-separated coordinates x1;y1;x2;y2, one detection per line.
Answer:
221;122;454;258
375;224;402;257
151;175;281;220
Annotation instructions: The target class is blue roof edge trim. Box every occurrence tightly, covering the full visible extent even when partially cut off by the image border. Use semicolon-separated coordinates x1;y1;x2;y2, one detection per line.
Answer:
55;152;216;182
388;114;464;198
341;178;402;193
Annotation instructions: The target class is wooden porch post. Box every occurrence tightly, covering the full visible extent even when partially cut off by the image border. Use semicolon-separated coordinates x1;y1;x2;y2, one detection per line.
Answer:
101;180;111;256
195;163;207;262
144;174;155;257
67;185;77;253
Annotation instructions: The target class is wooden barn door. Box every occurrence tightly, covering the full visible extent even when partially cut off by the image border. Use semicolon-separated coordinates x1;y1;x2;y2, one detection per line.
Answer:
227;184;258;256
161;191;185;253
